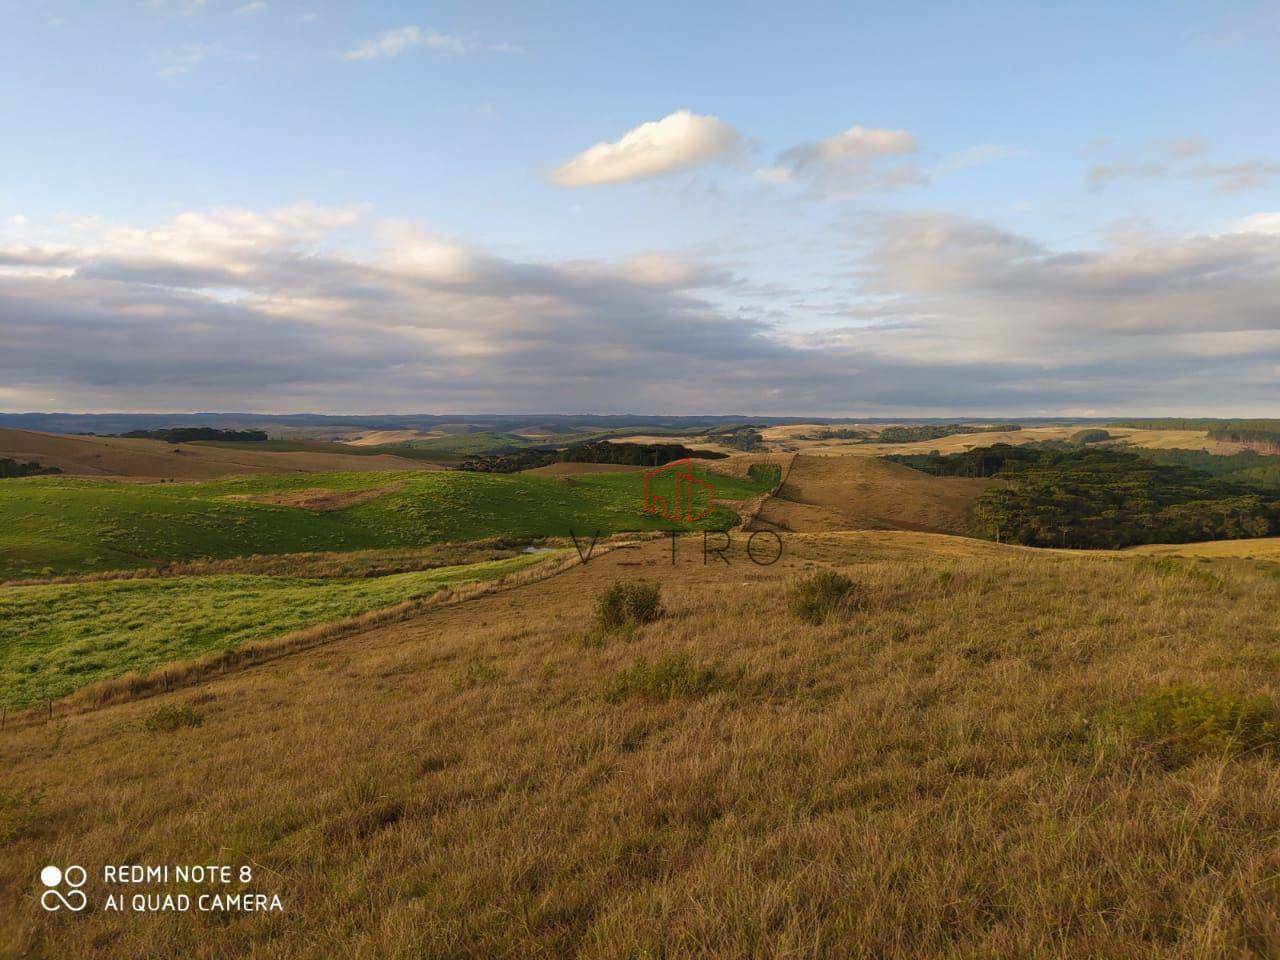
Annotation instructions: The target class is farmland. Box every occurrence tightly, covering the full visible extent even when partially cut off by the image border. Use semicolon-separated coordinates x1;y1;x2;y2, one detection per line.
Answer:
0;465;773;580
0;554;547;706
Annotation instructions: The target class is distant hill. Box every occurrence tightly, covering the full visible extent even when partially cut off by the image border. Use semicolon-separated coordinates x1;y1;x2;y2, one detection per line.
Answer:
0;428;437;479
748;454;995;535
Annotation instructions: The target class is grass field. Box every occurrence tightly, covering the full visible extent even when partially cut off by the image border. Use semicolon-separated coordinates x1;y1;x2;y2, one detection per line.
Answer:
756;424;1246;458
0;465;770;579
749;454;995;535
1127;536;1280;561
0;427;436;478
0;554;548;706
7;533;1280;957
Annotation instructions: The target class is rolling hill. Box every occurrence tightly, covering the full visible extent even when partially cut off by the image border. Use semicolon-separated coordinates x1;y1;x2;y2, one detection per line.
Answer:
0;428;436;479
748;454;996;535
0;465;773;580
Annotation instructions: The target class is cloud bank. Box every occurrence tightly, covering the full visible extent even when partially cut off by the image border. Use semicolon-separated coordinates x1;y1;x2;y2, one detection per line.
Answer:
3;204;1280;414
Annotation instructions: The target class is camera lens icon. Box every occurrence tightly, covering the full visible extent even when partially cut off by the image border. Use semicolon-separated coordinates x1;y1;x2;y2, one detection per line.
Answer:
40;864;87;912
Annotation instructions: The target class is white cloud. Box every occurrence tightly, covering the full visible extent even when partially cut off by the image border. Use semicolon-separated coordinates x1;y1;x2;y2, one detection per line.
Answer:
1191;161;1280;192
1087;139;1279;193
1087;161;1167;191
761;124;924;196
421;32;479;55
148;0;208;12
342;25;510;61
234;2;267;15
343;26;423;61
1231;212;1280;235
550;110;743;187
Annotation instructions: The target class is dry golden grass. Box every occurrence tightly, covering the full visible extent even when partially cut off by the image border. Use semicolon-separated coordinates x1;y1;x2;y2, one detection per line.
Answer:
1127;537;1280;562
521;462;650;476
759;425;1244;458
750;454;994;535
5;531;1280;957
343;429;441;446
1109;429;1243;454
0;428;435;479
603;434;740;455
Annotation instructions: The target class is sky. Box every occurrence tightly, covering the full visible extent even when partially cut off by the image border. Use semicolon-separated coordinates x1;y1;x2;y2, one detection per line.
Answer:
2;0;1280;416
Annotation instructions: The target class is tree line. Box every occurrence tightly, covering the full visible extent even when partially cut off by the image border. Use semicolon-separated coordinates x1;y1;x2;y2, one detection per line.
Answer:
890;444;1280;548
875;423;1021;444
0;458;62;478
117;428;270;443
459;441;727;474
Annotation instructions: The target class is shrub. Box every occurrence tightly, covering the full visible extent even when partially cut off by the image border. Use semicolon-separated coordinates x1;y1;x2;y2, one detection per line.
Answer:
1118;684;1280;766
788;571;858;624
143;703;203;732
595;580;663;630
604;655;720;702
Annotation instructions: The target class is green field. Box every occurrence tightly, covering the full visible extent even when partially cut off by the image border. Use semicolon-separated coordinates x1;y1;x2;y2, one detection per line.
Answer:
0;466;769;579
0;554;547;706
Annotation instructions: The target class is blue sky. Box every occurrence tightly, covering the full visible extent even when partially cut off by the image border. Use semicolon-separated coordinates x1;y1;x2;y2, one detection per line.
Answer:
2;0;1280;414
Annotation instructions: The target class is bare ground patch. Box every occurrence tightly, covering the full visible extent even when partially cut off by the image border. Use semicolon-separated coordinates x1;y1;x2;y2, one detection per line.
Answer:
225;482;405;511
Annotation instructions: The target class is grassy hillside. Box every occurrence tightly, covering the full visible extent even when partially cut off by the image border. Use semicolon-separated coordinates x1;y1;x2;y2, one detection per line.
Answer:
749;454;995;535
0;427;437;478
0;554;547;706
1127;536;1280;561
5;534;1280;957
0;466;770;579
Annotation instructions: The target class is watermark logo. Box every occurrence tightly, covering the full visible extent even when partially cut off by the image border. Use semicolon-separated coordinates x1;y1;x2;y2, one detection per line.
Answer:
40;864;87;912
643;458;715;524
568;456;783;567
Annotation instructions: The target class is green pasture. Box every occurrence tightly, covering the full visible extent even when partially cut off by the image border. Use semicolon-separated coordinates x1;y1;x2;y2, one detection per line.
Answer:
0;465;771;579
0;554;547;706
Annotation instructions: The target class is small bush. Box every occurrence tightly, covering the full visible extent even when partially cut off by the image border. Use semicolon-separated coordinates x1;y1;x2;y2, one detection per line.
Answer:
788;571;858;624
605;655;720;702
595;580;663;630
143;703;203;732
1118;684;1280;766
